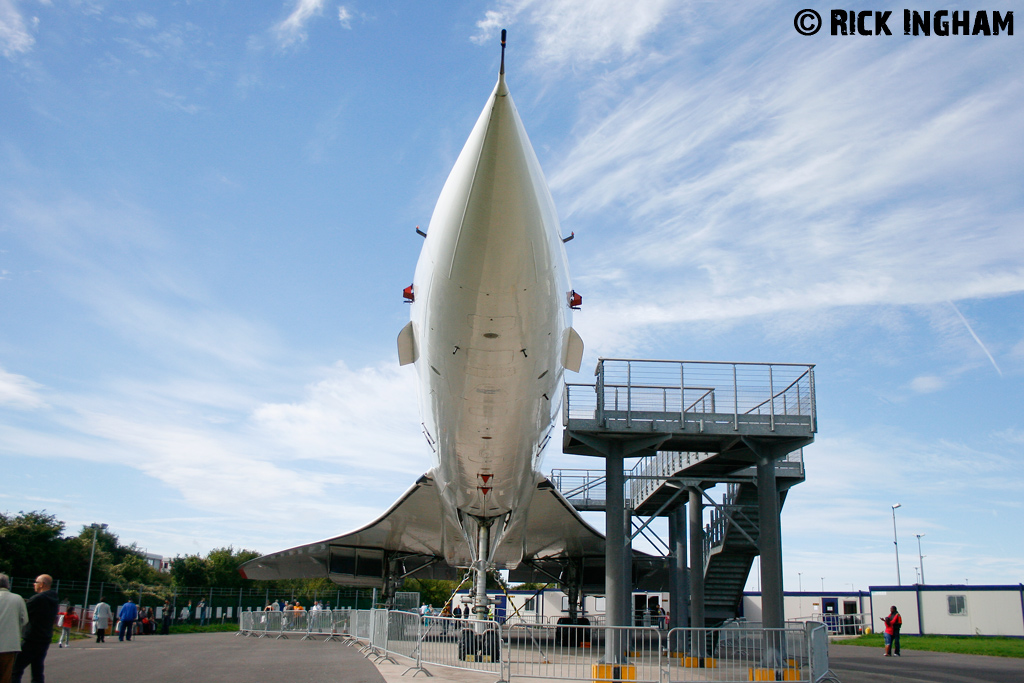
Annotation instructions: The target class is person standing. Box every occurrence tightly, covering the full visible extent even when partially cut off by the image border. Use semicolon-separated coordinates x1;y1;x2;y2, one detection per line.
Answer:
160;601;171;635
12;574;59;683
0;574;29;683
117;599;138;642
881;605;902;657
179;601;191;624
92;598;111;643
196;599;206;627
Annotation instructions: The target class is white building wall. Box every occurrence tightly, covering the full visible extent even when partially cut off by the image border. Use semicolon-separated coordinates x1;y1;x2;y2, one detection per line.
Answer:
869;586;1024;637
741;593;870;625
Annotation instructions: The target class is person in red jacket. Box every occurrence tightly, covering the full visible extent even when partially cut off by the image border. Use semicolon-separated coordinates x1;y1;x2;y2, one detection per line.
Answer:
57;606;78;648
881;605;902;656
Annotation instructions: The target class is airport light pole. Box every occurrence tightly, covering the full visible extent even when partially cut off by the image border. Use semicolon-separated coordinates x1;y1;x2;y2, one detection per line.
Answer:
798;572;802;591
916;533;926;584
891;504;902;585
83;523;108;631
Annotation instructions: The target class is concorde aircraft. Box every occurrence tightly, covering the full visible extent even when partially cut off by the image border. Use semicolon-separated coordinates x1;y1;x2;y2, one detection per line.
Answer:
239;34;658;635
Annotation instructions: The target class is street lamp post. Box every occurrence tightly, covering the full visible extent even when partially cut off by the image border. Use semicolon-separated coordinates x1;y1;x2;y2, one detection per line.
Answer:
82;523;108;631
916;533;926;585
798;572;802;591
891;504;902;585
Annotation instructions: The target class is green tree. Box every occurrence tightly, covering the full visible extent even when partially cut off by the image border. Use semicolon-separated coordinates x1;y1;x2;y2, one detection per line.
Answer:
0;511;66;578
207;546;260;588
401;578;463;608
170;555;209;587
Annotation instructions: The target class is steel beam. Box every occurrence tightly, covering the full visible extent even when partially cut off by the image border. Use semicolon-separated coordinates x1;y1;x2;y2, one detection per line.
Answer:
604;439;626;664
688;486;705;656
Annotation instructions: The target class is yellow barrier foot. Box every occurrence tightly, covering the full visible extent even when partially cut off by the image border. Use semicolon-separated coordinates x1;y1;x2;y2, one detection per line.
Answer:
592;662;637;682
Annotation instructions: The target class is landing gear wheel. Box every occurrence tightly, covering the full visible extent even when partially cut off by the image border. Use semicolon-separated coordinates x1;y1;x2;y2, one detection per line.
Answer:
481;628;501;662
458;628;476;661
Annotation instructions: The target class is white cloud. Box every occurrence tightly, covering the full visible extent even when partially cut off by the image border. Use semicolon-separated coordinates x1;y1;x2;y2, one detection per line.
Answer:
0;367;45;409
474;0;682;67
909;375;945;394
0;0;34;59
337;6;352;30
548;36;1024;349
252;360;424;475
0;358;426;533
274;0;326;48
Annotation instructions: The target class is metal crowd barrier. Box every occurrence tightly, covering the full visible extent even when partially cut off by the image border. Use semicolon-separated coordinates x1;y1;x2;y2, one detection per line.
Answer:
507;622;662;683
237;608;353;641
239;609;834;683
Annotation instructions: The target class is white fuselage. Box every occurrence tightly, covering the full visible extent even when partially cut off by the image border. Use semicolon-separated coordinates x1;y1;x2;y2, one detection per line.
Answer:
406;74;573;562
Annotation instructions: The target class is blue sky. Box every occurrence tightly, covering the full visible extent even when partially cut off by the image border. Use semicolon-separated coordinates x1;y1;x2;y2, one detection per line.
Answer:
1;1;1021;595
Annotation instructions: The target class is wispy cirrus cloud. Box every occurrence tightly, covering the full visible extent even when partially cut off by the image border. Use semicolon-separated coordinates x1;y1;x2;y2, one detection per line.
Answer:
0;0;35;59
474;0;685;68
4;189;278;370
548;34;1024;353
0;367;45;409
337;6;353;30
273;0;326;48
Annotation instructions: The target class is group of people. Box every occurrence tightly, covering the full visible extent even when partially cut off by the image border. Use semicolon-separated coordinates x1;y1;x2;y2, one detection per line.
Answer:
0;573;60;683
0;571;226;683
262;599;329;612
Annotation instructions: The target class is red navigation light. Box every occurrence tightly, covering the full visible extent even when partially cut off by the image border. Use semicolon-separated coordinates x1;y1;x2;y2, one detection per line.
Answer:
403;284;415;302
568;290;582;309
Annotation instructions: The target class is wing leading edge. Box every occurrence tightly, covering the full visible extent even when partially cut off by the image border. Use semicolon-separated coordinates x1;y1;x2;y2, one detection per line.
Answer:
239;474;611;587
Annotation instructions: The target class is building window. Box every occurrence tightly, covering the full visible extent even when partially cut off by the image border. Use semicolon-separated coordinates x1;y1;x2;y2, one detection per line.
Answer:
947;595;967;616
523;597;535;612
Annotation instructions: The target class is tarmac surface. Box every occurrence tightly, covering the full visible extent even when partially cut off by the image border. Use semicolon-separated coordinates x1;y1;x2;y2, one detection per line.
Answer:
40;632;1022;683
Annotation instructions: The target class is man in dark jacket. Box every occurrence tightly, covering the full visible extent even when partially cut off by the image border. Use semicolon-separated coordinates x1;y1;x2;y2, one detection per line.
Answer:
12;574;59;683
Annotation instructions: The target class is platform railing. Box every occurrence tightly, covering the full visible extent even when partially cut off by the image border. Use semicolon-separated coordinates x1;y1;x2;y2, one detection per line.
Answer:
566;359;816;433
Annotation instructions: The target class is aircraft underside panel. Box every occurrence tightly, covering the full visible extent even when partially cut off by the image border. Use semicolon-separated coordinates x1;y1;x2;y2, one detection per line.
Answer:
239;474;610;585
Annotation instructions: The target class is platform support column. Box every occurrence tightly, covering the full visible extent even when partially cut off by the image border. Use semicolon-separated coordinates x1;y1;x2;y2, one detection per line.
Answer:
604;440;626;664
668;503;689;653
756;450;784;631
688;486;705;657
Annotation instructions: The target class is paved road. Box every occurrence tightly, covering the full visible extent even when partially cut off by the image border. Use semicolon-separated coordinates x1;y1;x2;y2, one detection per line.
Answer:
41;632;1023;683
827;642;1023;683
43;632;386;683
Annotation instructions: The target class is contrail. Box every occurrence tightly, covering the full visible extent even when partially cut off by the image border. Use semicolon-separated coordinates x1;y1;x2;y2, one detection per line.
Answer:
948;301;1002;377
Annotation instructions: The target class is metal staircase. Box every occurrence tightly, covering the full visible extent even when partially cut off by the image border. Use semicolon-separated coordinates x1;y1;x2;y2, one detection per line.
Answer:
701;482;773;624
552;449;805;625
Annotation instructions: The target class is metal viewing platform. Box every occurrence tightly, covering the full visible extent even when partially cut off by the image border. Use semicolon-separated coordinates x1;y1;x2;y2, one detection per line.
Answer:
559;358;817;635
563;359;816;468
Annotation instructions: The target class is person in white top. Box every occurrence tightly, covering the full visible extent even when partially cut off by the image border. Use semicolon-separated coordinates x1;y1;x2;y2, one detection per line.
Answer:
93;597;112;643
0;573;30;683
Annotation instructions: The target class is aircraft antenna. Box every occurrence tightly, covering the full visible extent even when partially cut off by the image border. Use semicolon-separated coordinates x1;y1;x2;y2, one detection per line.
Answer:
500;29;506;75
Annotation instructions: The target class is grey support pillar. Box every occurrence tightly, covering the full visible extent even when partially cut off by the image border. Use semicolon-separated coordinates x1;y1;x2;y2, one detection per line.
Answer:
757;448;784;630
623;505;633;629
688;486;705;657
604;440;626;664
668;503;689;654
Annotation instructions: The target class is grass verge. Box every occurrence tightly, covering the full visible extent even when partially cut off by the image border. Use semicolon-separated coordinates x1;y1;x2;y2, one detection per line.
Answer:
834;633;1024;658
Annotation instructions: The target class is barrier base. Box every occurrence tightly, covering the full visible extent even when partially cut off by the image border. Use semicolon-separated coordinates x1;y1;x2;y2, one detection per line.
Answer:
592;663;637;682
678;656;717;668
749;667;801;681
